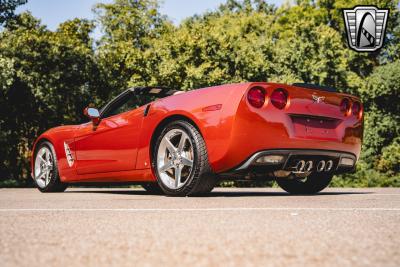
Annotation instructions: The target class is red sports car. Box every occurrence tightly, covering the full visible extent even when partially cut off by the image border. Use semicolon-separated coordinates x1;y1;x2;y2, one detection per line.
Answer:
31;82;363;196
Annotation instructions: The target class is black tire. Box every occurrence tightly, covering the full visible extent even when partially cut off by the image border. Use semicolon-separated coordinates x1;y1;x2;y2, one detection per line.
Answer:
33;141;68;193
276;173;333;194
141;183;164;195
152;120;217;196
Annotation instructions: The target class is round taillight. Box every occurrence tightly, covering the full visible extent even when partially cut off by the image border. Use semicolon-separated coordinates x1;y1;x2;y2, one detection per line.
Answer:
340;98;351;115
352;101;362;118
270;89;288;110
247;87;265;108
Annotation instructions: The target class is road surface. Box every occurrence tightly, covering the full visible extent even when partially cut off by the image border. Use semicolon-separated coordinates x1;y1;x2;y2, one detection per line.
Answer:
1;187;399;267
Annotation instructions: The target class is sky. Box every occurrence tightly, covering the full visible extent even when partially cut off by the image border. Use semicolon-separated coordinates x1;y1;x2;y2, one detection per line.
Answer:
16;0;284;31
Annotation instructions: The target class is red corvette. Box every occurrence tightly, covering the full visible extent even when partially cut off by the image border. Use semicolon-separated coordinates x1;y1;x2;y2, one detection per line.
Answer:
31;82;363;196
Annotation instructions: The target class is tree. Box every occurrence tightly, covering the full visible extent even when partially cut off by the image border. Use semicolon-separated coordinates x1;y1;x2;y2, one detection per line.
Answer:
360;60;400;167
0;0;27;25
139;0;353;90
0;13;104;183
94;0;169;95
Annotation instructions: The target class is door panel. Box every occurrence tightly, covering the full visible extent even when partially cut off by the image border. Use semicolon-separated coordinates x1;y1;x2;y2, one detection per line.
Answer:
74;107;144;175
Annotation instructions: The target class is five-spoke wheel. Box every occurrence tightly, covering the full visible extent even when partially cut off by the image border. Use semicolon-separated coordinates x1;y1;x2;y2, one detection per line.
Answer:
157;129;194;189
153;120;217;196
33;141;67;192
34;146;54;188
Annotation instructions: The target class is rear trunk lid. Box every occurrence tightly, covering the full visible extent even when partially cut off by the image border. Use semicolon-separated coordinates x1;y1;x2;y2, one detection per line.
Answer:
285;84;351;119
265;83;361;141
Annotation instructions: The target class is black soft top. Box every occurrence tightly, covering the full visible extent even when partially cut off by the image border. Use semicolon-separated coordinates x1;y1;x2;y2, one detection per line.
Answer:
132;86;181;97
99;86;182;116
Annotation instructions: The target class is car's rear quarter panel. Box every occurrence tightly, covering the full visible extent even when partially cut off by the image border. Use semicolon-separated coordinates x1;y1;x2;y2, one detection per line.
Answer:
135;83;248;172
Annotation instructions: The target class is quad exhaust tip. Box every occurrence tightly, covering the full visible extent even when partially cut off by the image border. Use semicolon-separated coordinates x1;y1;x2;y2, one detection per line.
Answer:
316;160;333;172
294;160;313;173
317;160;325;172
293;159;334;173
325;160;333;171
304;160;313;172
295;160;305;172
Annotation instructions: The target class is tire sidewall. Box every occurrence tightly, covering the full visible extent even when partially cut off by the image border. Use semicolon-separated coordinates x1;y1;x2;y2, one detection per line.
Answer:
33;141;63;192
152;121;201;196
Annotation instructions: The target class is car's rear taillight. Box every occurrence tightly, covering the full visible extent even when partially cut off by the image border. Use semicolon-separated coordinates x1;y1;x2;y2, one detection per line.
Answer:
352;101;362;118
340;98;351;115
271;89;288;110
247;87;265;108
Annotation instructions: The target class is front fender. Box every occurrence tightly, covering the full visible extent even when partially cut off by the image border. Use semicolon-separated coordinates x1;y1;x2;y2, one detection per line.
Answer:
31;125;78;181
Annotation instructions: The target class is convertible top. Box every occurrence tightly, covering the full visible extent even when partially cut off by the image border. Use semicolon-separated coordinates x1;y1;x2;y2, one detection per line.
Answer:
99;86;184;116
130;86;183;97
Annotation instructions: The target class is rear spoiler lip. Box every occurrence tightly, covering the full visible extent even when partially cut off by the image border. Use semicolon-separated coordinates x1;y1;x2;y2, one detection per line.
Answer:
291;83;361;101
292;83;337;93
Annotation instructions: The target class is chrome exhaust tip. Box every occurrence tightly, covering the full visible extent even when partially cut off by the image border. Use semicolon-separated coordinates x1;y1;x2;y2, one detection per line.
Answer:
317;160;326;172
295;160;306;172
304;160;313;172
325;160;333;171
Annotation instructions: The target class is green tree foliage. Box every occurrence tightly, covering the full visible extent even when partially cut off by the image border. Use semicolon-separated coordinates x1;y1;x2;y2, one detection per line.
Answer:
145;9;278;88
0;0;27;25
0;13;105;182
0;0;399;186
360;61;400;167
94;0;168;93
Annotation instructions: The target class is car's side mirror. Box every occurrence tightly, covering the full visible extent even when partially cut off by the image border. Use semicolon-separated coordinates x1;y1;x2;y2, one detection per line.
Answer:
84;107;100;126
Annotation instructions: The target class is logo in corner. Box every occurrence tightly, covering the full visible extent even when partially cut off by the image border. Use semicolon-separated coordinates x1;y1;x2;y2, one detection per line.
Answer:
64;142;74;167
343;6;389;52
312;94;325;104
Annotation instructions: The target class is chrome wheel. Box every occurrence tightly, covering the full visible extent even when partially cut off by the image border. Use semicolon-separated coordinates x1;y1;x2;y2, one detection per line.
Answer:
34;146;54;188
156;129;194;190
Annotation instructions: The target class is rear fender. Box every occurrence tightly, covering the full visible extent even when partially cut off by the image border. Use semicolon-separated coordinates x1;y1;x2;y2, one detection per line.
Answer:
135;83;252;171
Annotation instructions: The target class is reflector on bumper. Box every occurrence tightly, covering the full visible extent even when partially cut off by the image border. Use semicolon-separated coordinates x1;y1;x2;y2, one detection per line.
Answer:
339;157;355;167
255;155;285;164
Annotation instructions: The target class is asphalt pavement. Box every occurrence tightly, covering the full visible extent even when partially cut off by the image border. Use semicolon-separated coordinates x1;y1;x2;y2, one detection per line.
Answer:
1;187;399;267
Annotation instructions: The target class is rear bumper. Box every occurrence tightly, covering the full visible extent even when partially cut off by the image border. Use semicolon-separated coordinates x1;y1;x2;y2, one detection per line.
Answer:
221;149;357;175
211;100;362;173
